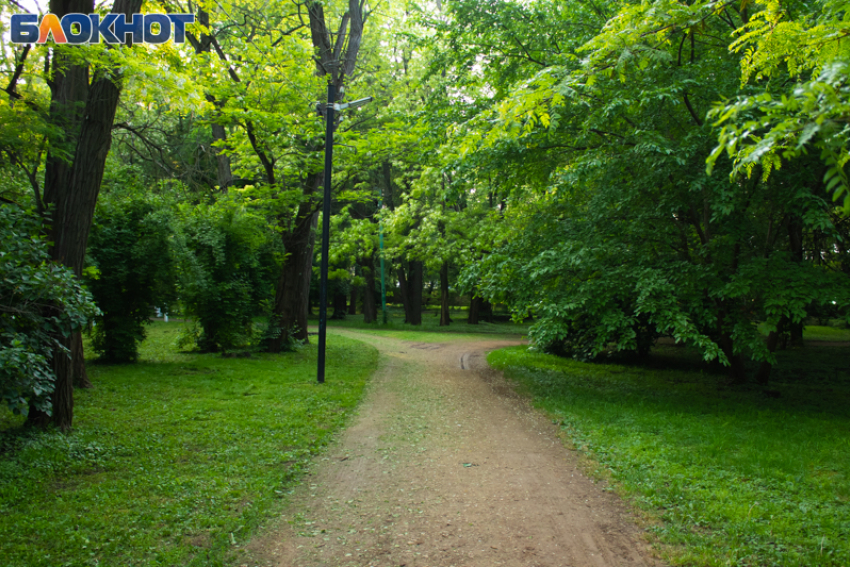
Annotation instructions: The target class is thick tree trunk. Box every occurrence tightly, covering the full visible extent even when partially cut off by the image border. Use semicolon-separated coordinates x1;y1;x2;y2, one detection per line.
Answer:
485;301;493;322
439;261;451;326
481;298;493;322
43;2;91;211
28;0;142;431
269;188;319;350
332;289;347;319
468;296;494;324
267;0;366;350
755;328;782;385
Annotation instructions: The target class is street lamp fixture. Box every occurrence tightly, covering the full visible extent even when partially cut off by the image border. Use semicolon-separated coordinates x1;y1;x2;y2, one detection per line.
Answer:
316;82;372;384
334;96;373;111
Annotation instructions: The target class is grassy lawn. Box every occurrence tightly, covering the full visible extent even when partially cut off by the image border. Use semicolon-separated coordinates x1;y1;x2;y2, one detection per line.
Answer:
489;340;850;567
0;322;379;567
754;323;850;342
801;325;850;342
321;306;529;341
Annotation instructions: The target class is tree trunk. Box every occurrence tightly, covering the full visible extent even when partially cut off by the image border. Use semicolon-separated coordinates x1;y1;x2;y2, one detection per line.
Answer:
193;9;233;191
72;332;92;389
408;260;423;325
717;327;747;384
481;298;493;322
439;261;451;326
210;119;233;191
468;294;481;324
332;289;347;319
362;255;377;323
788;215;805;347
51;333;74;428
266;0;366;350
28;0;142;431
468;295;493;323
755;328;782;385
43;0;92;210
397;263;412;323
269;186;319;350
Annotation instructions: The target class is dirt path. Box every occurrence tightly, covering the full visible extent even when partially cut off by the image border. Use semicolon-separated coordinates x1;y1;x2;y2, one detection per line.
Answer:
246;331;661;567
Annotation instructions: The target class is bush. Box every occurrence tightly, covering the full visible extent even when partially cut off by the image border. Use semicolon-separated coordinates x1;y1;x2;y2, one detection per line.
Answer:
86;198;177;362
0;204;98;415
176;201;281;353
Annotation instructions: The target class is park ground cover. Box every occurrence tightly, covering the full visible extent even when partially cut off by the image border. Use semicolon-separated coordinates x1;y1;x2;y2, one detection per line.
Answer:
489;334;850;567
0;322;378;567
324;305;531;342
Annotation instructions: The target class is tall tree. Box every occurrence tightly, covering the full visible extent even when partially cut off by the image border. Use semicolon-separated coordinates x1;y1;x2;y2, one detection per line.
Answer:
25;0;145;429
267;0;369;348
425;0;850;382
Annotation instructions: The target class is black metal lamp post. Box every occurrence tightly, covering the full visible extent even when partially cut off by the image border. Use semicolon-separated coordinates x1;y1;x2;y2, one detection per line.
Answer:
316;82;373;384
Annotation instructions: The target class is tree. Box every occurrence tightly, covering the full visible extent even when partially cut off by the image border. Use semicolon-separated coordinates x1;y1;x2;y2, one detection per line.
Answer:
708;0;850;213
179;0;372;349
266;0;370;347
428;0;850;382
11;0;145;429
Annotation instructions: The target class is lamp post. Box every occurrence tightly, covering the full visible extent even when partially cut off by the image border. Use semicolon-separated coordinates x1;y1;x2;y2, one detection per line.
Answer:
316;82;373;384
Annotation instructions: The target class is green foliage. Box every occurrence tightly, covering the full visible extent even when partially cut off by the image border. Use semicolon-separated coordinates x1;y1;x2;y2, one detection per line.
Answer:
428;0;850;376
489;343;850;566
0;322;378;567
86;196;178;362
708;0;850;212
176;199;282;353
0;204;98;415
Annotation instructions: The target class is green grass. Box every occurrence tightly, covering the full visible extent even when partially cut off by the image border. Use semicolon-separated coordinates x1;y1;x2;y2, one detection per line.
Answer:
0;322;379;567
802;325;850;342
756;323;850;342
320;306;529;341
488;343;850;567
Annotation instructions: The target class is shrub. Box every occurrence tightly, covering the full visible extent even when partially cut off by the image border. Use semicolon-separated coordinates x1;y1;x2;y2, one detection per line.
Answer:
0;204;98;414
176;201;281;353
86;199;177;362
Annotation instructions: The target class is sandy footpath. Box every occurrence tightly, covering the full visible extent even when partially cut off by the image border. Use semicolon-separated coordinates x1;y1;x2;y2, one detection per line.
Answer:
245;330;661;567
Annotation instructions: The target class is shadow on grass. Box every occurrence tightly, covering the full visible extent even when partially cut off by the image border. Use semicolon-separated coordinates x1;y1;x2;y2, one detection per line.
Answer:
571;344;850;418
489;342;850;567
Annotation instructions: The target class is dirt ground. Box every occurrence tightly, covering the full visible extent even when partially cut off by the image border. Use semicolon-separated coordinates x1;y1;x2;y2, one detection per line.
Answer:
244;330;662;567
